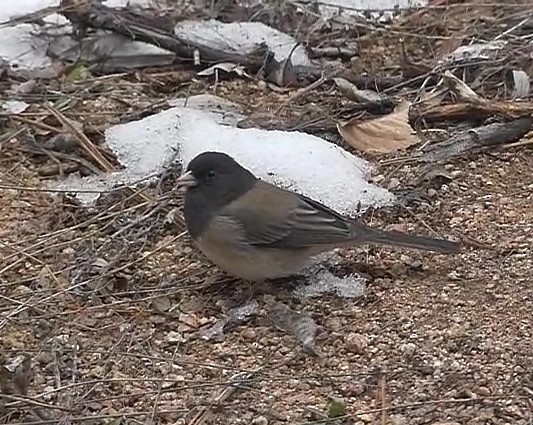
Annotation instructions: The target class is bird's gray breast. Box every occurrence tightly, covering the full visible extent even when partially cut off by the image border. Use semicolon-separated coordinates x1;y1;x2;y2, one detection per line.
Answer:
195;215;308;280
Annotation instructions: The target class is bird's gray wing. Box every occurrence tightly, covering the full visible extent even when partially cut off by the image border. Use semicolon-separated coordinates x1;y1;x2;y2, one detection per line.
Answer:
219;181;352;249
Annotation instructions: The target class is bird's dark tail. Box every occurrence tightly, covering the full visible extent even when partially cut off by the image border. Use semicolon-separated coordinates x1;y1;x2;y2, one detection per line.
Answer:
350;222;461;253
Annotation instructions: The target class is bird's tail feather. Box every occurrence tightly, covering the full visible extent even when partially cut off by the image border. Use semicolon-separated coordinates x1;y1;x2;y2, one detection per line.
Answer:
350;223;461;253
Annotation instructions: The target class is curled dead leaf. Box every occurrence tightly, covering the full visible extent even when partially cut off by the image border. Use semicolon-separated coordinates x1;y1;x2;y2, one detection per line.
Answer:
337;100;420;154
442;70;480;101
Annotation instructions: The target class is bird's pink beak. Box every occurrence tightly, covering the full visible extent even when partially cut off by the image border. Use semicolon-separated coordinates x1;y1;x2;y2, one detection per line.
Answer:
176;171;198;190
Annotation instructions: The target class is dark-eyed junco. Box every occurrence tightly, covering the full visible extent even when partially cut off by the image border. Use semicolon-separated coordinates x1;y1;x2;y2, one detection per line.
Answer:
177;152;461;280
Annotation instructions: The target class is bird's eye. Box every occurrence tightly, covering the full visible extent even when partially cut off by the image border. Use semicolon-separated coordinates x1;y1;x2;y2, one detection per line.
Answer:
207;169;216;178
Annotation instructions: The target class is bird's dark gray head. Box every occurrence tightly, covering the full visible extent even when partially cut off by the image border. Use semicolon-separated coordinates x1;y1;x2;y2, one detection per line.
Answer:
178;152;258;238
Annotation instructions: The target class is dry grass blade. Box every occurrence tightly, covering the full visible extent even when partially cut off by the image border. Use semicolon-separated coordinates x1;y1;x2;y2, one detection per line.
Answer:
44;104;115;172
1;394;71;412
187;372;257;425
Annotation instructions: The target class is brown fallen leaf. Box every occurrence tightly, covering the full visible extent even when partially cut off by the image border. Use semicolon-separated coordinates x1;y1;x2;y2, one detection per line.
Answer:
337;100;420;154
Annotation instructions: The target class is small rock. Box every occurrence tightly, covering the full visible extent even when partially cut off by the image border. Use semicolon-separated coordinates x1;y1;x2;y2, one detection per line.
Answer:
165;331;184;344
389;414;408;425
387;177;400;190
345;333;367;354
449;216;463;225
242;412;254;423
151;296;172;313
372;174;385;184
343;382;365;396
447;271;461;280
427;188;438;197
178;312;199;328
34;352;53;365
257;80;268;91
359;413;373;422
252;415;268;425
399;254;412;264
476;386;491;397
242;328;256;340
400;342;417;358
409;260;423;269
326;316;343;332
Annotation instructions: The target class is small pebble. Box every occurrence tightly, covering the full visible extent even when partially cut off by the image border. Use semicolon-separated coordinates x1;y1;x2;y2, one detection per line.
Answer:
326;317;343;332
165;331;184;344
400;342;417;358
387;177;400;190
359;413;373;423
252;415;268;425
242;328;256;340
257;81;268;91
345;333;368;354
389;414;408;425
476;386;491;397
447;271;461;280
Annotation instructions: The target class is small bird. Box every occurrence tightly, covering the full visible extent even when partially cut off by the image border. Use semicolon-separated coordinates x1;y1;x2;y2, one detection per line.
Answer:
177;152;461;281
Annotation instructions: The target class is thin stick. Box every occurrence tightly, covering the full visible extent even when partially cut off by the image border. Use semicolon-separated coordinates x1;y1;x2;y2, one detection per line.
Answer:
44;104;114;172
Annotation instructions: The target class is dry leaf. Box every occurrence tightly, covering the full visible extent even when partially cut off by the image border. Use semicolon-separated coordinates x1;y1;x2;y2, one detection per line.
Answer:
333;78;388;103
442;70;480;101
337;101;420;154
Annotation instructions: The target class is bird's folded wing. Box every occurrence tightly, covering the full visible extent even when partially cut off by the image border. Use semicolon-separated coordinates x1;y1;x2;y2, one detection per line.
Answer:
219;181;352;248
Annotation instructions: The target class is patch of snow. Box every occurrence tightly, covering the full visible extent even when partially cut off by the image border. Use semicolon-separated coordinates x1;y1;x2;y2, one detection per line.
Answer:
0;0;154;72
0;0;152;22
56;95;395;217
1;100;30;114
48;33;175;70
0;0;58;23
174;20;311;66
0;25;52;71
316;0;427;22
293;269;367;299
439;41;507;66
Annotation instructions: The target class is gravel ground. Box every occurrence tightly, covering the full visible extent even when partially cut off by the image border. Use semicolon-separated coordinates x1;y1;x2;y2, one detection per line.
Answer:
1;2;533;423
1;138;532;424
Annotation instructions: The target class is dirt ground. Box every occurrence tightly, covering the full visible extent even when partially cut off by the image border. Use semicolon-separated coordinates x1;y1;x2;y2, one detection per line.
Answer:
1;1;533;424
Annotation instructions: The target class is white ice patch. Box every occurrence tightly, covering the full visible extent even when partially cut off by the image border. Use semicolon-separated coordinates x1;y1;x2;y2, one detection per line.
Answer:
55;94;395;217
0;0;153;72
174;20;311;66
315;0;427;22
293;269;367;299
